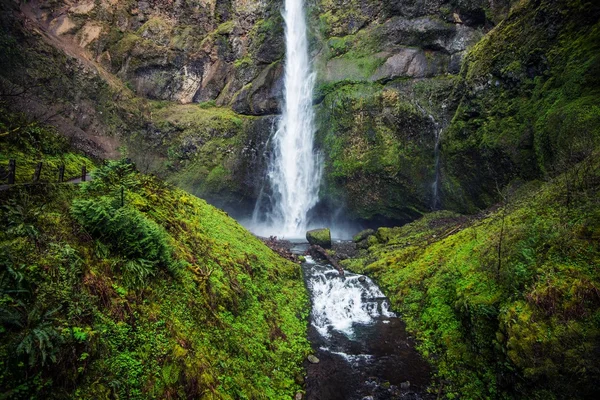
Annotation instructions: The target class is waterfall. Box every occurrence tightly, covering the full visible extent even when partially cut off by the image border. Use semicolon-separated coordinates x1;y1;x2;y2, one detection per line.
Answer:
431;125;442;210
249;0;322;238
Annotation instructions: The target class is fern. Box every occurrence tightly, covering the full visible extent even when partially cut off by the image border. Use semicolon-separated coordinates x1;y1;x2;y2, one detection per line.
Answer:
122;258;156;288
9;304;63;367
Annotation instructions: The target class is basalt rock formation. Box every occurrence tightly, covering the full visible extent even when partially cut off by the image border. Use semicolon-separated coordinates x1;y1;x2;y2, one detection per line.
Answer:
1;0;599;226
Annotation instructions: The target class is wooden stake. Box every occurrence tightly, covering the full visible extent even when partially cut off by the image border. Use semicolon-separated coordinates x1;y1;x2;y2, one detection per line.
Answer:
81;165;87;182
58;164;65;182
8;159;15;184
33;162;42;182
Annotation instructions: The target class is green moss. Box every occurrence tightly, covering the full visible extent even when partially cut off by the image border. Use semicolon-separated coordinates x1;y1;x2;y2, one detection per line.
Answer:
442;0;600;211
344;161;600;398
0;107;95;183
1;157;310;398
306;228;332;248
315;82;439;221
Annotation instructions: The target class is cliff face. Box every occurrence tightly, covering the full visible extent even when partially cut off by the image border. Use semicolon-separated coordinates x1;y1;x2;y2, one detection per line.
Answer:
1;0;599;225
310;0;599;223
21;0;284;112
309;0;495;224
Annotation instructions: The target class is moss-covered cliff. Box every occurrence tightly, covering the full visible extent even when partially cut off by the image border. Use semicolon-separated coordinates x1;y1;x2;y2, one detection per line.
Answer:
310;0;600;223
441;0;600;212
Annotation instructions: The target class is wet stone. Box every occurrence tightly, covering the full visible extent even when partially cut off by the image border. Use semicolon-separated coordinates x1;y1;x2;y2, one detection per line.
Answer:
307;354;320;364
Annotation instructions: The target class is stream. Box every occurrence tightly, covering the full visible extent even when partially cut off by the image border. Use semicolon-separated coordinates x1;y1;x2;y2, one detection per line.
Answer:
291;242;432;400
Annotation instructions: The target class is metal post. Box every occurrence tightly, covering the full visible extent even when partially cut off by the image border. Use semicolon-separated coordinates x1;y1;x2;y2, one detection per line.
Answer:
58;164;65;182
8;159;15;184
81;165;87;182
33;162;42;182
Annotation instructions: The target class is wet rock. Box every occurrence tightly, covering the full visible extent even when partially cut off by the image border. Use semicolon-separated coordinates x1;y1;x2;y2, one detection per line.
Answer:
307;354;320;364
357;235;379;250
358;276;367;283
371;48;448;80
231;61;284;115
400;381;411;389
353;229;375;243
306;228;331;248
294;392;303;400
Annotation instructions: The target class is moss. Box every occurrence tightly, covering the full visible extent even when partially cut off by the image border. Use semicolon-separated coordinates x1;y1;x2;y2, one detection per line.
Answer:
344;160;600;397
306;228;332;248
0;107;96;183
144;102;256;207
0;146;310;398
315;81;443;221
442;0;600;211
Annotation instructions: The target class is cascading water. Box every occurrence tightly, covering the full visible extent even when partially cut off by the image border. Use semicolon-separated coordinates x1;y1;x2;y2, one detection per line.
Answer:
295;250;432;399
250;0;322;238
307;261;396;339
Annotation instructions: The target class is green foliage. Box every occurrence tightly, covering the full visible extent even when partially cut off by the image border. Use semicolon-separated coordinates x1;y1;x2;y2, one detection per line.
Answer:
0;106;95;184
1;146;309;399
345;158;600;398
442;0;600;211
71;196;174;268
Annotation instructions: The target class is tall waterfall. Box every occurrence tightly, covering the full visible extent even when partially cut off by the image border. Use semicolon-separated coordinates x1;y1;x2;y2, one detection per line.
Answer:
251;0;322;238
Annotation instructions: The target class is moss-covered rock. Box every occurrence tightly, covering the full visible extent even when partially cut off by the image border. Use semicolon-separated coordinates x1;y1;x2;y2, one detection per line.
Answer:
440;0;600;212
306;228;332;248
353;228;375;242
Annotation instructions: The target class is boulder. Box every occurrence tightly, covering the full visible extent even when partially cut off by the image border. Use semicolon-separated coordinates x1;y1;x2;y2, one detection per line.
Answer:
306;228;331;248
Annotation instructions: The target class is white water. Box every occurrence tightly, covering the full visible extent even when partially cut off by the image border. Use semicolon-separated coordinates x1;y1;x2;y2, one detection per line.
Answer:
249;0;322;238
307;266;395;339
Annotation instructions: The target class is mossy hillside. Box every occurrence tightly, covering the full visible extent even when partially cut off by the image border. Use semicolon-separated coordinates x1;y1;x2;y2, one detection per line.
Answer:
315;78;455;223
344;157;600;398
441;0;600;212
0;106;95;183
147;102;265;211
0;159;310;399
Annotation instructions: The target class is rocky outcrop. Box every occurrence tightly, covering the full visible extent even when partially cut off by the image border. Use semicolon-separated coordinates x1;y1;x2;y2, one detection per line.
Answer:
309;0;486;223
19;0;285;115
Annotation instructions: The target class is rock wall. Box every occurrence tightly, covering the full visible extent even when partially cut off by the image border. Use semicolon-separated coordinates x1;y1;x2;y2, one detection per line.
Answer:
3;0;599;226
23;0;286;113
308;0;499;224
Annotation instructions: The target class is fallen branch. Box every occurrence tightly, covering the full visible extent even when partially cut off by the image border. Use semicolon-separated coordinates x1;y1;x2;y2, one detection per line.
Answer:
310;245;344;277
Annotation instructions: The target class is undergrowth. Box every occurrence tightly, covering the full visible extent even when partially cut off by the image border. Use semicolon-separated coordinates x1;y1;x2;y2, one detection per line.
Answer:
0;106;95;184
0;157;310;399
345;156;600;398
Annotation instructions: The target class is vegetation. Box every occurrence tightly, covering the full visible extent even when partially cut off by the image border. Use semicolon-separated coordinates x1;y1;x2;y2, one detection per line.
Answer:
442;0;600;211
314;80;453;223
0;107;95;184
344;156;600;398
1;140;310;398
